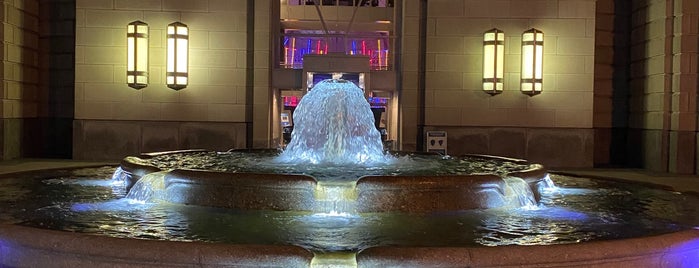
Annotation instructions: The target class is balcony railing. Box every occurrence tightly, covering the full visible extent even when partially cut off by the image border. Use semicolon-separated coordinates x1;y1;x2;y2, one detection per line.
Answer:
279;33;392;70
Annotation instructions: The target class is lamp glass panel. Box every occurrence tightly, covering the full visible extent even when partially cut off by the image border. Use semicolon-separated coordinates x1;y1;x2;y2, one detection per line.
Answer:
483;44;495;79
177;26;188;35
167;38;175;72
496;43;504;78
176;38;188;72
522;45;534;79
136;36;148;73
127;37;135;71
535;44;543;79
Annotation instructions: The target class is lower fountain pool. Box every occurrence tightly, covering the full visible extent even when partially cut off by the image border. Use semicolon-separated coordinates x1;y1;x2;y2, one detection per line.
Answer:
1;165;698;253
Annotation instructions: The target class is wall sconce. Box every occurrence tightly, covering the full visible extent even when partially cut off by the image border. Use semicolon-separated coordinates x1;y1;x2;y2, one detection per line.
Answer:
521;28;543;96
127;21;148;89
483;28;504;95
167;22;189;90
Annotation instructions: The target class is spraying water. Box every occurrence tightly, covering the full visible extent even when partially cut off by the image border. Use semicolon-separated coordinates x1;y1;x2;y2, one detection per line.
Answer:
276;79;393;165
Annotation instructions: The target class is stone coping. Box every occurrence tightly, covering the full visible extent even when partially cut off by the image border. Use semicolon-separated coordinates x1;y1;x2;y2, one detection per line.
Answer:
0;224;313;267
119;150;549;212
2;161;699;267
2;223;698;267
357;229;699;267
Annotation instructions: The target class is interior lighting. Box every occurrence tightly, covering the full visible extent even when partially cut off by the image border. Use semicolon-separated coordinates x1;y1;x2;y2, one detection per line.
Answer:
521;28;543;95
127;21;148;89
482;28;504;95
167;22;189;90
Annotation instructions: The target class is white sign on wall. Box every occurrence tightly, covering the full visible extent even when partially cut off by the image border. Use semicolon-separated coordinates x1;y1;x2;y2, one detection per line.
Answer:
426;131;447;155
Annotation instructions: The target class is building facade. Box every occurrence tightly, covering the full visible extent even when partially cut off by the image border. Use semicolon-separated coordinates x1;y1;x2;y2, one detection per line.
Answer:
0;0;698;173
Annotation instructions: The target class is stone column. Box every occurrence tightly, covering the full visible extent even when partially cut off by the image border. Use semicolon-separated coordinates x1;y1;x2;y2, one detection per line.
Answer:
398;0;422;151
669;0;699;173
251;0;273;148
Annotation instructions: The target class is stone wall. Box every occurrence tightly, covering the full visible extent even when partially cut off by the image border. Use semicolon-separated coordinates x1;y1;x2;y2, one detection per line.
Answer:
629;0;671;172
417;0;596;167
669;0;699;174
0;0;41;159
627;0;699;174
74;0;254;160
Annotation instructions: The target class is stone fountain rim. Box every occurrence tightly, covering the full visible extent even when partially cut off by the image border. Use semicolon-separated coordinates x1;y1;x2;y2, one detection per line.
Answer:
2;163;699;266
120;149;548;183
1;223;698;267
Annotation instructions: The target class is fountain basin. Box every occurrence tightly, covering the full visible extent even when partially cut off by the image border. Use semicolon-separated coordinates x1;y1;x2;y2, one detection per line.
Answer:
0;224;313;267
356;229;699;267
2;223;697;267
118;150;547;212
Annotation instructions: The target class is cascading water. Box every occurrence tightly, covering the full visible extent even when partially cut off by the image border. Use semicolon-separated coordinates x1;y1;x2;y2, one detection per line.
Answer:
125;172;167;203
503;177;538;209
276;79;393;165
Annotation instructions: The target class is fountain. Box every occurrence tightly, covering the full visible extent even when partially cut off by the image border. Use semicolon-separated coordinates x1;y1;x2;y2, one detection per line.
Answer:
118;79;548;213
1;79;699;267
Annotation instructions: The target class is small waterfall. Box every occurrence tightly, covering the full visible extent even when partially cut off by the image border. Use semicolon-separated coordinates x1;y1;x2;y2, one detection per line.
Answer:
503;177;537;209
311;252;357;268
314;181;357;215
110;166;128;186
125;172;167;203
539;173;558;193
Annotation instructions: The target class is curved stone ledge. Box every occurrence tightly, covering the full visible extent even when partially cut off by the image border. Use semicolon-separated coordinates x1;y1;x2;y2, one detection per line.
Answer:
120;149;211;190
355;175;507;212
120;156;161;190
0;224;313;268
357;229;699;267
163;169;317;211
119;151;548;212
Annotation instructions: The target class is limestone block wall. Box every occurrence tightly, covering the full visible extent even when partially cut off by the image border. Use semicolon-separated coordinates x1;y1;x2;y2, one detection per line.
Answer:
669;0;699;174
420;0;596;167
629;0;671;171
627;0;699;174
74;0;253;160
0;0;41;159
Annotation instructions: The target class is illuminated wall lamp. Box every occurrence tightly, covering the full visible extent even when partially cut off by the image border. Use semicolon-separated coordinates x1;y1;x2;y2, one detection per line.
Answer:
483;28;504;95
521;28;543;96
127;21;148;89
167;22;189;90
